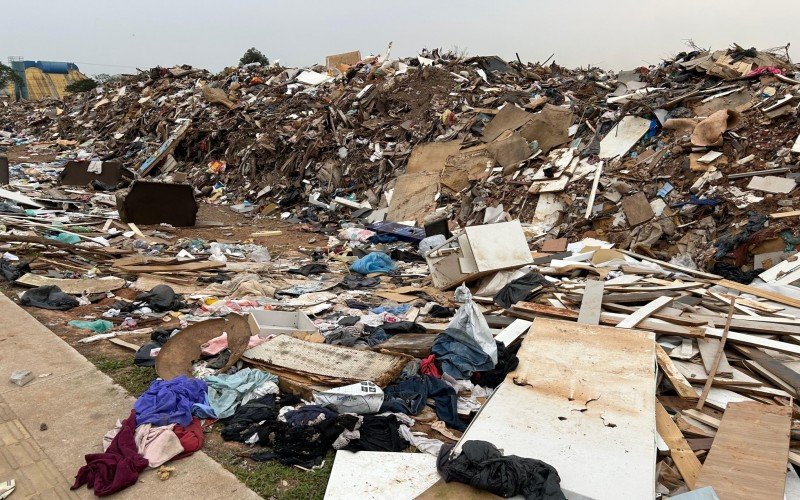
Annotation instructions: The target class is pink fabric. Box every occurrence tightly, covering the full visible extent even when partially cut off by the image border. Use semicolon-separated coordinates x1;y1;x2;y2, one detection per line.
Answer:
201;333;268;355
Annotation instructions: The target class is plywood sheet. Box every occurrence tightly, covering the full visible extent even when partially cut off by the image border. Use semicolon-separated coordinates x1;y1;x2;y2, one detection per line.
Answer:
464;220;532;272
387;172;438;223
454;317;656;499
695;402;791;499
324;451;439;500
243;335;407;387
481;105;533;142
599;115;651;160
16;273;125;294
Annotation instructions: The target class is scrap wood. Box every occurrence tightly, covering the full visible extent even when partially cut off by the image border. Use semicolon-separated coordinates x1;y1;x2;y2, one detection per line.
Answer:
696;299;735;410
156;315;251;380
451;317;657;498
655;402;701;489
694;402;791;499
697;338;733;378
716;279;800;309
577;279;604;325
0;234;110;258
615;295;673;328
509;301;704;337
732;345;800;395
15;273;125;294
656;345;699;401
242;335;409;388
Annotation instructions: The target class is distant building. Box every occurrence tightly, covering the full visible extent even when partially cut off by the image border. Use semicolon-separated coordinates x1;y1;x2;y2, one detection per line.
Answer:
6;59;87;101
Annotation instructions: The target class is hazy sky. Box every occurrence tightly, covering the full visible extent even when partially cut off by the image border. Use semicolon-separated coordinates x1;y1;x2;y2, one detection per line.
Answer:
2;1;798;76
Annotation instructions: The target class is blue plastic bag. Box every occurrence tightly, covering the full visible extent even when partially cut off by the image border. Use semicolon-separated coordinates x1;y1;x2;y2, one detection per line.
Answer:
350;252;395;275
68;319;114;333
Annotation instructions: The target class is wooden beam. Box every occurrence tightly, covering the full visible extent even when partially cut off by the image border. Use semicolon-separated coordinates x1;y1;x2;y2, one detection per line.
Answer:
577;280;604;325
656;402;701;489
656;345;699;401
733;345;800;395
616;296;673;328
621;249;721;280
716;279;800;309
704;328;800;357
697;300;735;410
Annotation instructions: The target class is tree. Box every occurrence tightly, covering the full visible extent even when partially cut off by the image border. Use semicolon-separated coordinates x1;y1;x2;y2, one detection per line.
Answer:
65;78;98;93
239;47;269;67
0;62;21;88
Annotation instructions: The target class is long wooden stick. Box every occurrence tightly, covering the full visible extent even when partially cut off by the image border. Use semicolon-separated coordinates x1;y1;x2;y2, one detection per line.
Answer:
696;298;736;409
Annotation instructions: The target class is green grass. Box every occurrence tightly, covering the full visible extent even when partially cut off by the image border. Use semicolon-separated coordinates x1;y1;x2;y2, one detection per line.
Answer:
211;450;334;500
90;357;157;396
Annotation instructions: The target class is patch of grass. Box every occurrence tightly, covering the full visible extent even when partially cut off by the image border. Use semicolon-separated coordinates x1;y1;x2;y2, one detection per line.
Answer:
211;450;333;500
90;357;157;396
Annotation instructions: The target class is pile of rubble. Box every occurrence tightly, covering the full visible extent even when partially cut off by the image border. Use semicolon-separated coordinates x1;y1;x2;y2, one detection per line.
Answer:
1;43;800;499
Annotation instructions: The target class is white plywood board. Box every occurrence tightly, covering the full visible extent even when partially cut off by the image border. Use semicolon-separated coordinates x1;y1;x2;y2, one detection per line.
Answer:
454;317;657;500
599;116;651;160
494;318;532;346
464;220;532;272
323;451;439;500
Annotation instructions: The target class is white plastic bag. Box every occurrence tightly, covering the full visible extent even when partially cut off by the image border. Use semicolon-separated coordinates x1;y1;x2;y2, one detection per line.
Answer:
447;284;498;364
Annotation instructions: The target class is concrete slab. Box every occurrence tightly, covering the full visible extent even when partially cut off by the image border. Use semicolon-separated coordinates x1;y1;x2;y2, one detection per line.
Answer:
0;293;261;499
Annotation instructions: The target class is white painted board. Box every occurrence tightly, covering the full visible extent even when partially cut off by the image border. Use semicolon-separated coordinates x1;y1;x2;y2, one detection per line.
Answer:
454;318;657;500
323;451;439;500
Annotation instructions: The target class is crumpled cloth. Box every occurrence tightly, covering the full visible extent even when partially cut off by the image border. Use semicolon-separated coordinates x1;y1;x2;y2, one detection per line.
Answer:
72;411;148;497
201;333;267;356
432;328;495;379
198;368;278;419
134;376;208;427
437;440;566;499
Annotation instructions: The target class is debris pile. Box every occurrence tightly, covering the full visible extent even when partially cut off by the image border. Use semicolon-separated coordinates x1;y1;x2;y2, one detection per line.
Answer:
1;42;800;499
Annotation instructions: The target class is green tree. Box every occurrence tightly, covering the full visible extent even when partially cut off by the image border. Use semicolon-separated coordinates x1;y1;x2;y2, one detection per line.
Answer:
0;62;21;88
66;78;98;93
239;47;269;67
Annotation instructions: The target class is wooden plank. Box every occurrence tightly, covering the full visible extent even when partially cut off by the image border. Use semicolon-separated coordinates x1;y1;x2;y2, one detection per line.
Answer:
688;314;800;336
494;318;531;346
697;301;735;410
604;303;707;326
454;318;656;499
584;161;603;218
704;328;800;357
716;279;800;309
15;273;126;294
616;296;673;328
655;402;701;489
510;302;703;337
621;249;722;279
695;402;791;499
376;334;436;358
681;409;720;429
697;338;733;378
733;345;800;395
742;360;799;398
138;120;192;176
656;344;699;401
577;279;604;325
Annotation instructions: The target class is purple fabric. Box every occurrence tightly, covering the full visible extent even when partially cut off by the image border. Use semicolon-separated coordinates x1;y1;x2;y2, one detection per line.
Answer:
134;376;208;427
